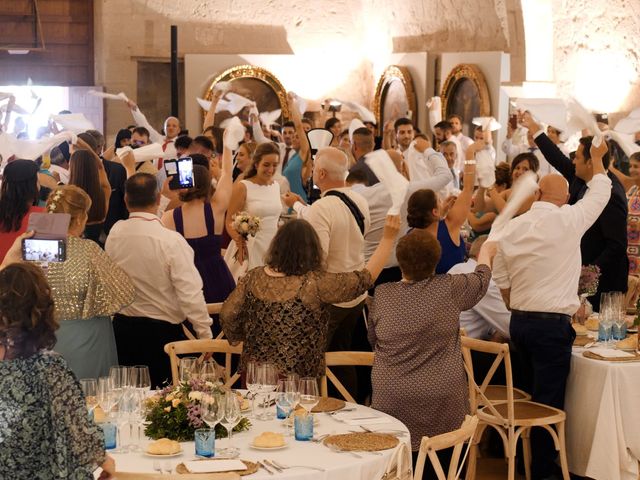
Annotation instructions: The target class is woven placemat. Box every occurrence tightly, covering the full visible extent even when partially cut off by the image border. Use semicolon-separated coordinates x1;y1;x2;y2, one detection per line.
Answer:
573;336;592;347
324;432;399;452
312;397;345;413
176;459;258;476
583;350;640;362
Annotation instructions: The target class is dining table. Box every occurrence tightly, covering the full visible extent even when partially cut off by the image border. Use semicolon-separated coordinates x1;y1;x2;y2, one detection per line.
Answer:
565;331;640;480
104;399;411;479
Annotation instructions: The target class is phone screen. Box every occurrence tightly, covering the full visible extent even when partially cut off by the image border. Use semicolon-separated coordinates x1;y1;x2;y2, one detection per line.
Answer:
22;239;66;262
165;158;194;190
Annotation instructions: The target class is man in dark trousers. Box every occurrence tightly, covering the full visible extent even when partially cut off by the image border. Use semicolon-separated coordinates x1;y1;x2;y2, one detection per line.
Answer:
521;112;628;309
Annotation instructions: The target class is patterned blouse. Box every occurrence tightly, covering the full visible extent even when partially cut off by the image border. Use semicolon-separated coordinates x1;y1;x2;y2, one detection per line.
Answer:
627;185;640;276
0;351;105;479
220;267;372;377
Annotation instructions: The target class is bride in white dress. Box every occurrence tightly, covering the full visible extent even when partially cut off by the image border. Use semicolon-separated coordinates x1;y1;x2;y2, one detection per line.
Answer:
224;142;283;280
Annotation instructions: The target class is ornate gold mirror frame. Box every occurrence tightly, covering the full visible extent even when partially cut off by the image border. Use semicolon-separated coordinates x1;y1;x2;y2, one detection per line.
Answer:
373;65;417;135
203;65;290;119
440;64;491;120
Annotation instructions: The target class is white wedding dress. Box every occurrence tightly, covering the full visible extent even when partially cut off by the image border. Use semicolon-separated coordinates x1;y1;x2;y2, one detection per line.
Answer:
224;180;282;281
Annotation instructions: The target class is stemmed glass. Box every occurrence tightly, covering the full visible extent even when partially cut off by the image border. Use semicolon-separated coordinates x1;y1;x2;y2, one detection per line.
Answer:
200;360;220;384
179;357;198;382
133;366;151;394
256;363;278;420
245;361;260;418
109;366;130;453
611;292;626;340
298;377;320;414
276;379;298;436
220;392;241;458
202;392;225;455
80;378;98;419
599;293;614;347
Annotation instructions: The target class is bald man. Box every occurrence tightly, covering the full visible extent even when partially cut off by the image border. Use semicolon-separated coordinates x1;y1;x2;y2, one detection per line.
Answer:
303;147;371;399
492;141;611;480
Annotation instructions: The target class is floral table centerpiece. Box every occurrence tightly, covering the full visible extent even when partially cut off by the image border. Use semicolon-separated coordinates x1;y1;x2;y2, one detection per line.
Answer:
576;265;600;323
144;379;250;441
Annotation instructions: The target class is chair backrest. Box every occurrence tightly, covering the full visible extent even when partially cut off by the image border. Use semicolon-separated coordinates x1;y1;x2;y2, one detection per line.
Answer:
164;339;243;388
414;415;479;480
460;336;514;425
322;351;374;403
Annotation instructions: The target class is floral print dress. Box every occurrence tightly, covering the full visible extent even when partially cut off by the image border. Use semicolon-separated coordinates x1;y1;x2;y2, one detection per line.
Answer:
627;185;640;275
0;351;105;479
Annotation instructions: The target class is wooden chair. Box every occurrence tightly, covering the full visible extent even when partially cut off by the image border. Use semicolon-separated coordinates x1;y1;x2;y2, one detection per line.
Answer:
180;302;226;340
164;339;242;388
460;337;570;480
321;351;374;403
414;415;479;480
458;332;531;406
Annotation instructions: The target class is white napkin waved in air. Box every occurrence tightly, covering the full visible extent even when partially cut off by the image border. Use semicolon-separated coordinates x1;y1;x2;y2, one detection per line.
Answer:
0;130;76;161
222;116;246;151
472;117;501;132
488;171;539;242
184;459;248;473
475;148;496;188
365;149;409;215
116;143;165;163
426;96;442;129
566;97;604;147
88;90;130;102
259;109;281;128
404;141;431;182
515;98;569;134
51;113;95;134
614;107;640;135
340;100;376;124
348;118;366;143
606;130;640;157
289;92;307;116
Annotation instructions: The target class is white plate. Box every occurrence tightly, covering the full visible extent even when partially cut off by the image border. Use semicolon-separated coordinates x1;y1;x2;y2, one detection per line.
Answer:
249;442;289;451
143;450;184;458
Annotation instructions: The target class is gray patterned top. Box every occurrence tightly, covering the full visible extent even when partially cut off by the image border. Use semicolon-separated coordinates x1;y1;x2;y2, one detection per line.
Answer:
0;351;105;479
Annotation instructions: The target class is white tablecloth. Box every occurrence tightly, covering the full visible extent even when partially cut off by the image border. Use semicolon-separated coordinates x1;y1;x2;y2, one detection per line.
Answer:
107;402;411;479
565;349;640;480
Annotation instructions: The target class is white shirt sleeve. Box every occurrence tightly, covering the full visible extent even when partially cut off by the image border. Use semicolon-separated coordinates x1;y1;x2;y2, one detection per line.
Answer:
251;119;270;144
471;282;512;338
408;149;454;195
131;107;164;144
165;238;213;339
491;248;511;290
305;201;332;260
565;173;612;235
293;201;310;219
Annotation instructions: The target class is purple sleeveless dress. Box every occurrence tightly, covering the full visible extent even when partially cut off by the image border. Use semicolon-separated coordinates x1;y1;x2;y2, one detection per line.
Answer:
173;203;236;305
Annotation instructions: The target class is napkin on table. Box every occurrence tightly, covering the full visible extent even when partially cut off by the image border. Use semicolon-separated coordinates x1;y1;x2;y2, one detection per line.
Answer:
184;459;248;473
588;347;634;359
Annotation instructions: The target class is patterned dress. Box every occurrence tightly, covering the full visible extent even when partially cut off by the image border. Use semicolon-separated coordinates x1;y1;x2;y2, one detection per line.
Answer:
0;351;105;479
368;264;491;450
627;185;640;275
220;267;372;377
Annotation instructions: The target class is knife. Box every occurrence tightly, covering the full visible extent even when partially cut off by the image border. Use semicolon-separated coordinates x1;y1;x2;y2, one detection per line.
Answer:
264;459;283;472
257;461;275;475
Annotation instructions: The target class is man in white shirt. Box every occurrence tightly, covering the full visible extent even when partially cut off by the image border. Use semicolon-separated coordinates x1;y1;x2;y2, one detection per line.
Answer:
492;141;611;480
502;127;558;177
303;147;370;398
449;236;510;340
105;173;212;388
448;113;474;157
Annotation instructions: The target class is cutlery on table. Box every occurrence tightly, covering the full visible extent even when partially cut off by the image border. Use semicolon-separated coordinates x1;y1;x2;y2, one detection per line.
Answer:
326;443;362;458
257;460;275;475
264;459;283;472
359;425;408;436
152;461;162;475
271;460;327;472
311;433;330;443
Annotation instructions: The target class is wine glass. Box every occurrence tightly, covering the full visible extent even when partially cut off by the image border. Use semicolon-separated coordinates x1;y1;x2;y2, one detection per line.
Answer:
256;363;278;420
298;377;319;414
599;293;614;347
245;360;260;418
126;389;145;452
179;357;198;382
133;366;151;394
220;393;241;457
200;360;220;384
80;378;98;418
275;390;294;436
109;366;131;453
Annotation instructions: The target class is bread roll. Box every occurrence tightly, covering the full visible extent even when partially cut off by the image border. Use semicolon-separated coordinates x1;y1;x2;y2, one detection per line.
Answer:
572;323;588;335
616;334;638;350
147;438;182;455
253;432;285;448
585;317;599;331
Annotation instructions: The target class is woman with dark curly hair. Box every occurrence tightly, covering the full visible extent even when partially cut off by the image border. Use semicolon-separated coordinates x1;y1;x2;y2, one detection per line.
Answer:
0;160;44;263
468;162;514;236
221;215;400;377
0;236;115;479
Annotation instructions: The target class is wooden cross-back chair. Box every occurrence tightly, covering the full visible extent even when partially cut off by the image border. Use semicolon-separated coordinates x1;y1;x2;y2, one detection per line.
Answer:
181;302;226;340
321;351;374;403
460;337;570;480
164;339;242;388
414;415;479;480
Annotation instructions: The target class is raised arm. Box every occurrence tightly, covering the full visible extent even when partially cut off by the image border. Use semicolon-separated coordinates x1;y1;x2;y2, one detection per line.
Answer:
202;89;223;133
125;99;163;143
287;92;312;180
212;131;235;213
446;141;478;229
407;147;453;195
382;120;395;150
609;162;635;192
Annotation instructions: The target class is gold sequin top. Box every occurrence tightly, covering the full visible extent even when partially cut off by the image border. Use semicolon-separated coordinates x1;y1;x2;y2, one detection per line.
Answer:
46;236;135;321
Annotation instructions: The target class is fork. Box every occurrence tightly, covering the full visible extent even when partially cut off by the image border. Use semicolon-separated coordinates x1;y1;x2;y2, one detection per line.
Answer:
326;443;362;458
152;461;164;475
271;460;327;472
311;433;330;443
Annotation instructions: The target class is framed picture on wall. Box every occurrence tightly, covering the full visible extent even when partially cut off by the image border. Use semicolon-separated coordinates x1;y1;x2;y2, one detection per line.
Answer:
203;65;289;127
441;64;491;138
373;65;417;135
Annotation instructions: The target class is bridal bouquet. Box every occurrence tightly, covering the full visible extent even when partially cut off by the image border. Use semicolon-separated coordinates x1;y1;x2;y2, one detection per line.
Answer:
144;379;251;441
231;211;261;262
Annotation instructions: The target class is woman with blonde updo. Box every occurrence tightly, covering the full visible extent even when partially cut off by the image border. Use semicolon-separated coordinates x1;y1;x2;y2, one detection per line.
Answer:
46;185;135;379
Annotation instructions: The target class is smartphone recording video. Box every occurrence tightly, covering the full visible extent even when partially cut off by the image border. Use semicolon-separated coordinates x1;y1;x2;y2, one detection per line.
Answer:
164;157;195;190
22;238;66;262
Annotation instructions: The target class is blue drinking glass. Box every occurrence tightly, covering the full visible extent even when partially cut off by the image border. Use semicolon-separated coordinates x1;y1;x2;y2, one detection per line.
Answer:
195;428;215;457
294;414;314;441
101;422;117;450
